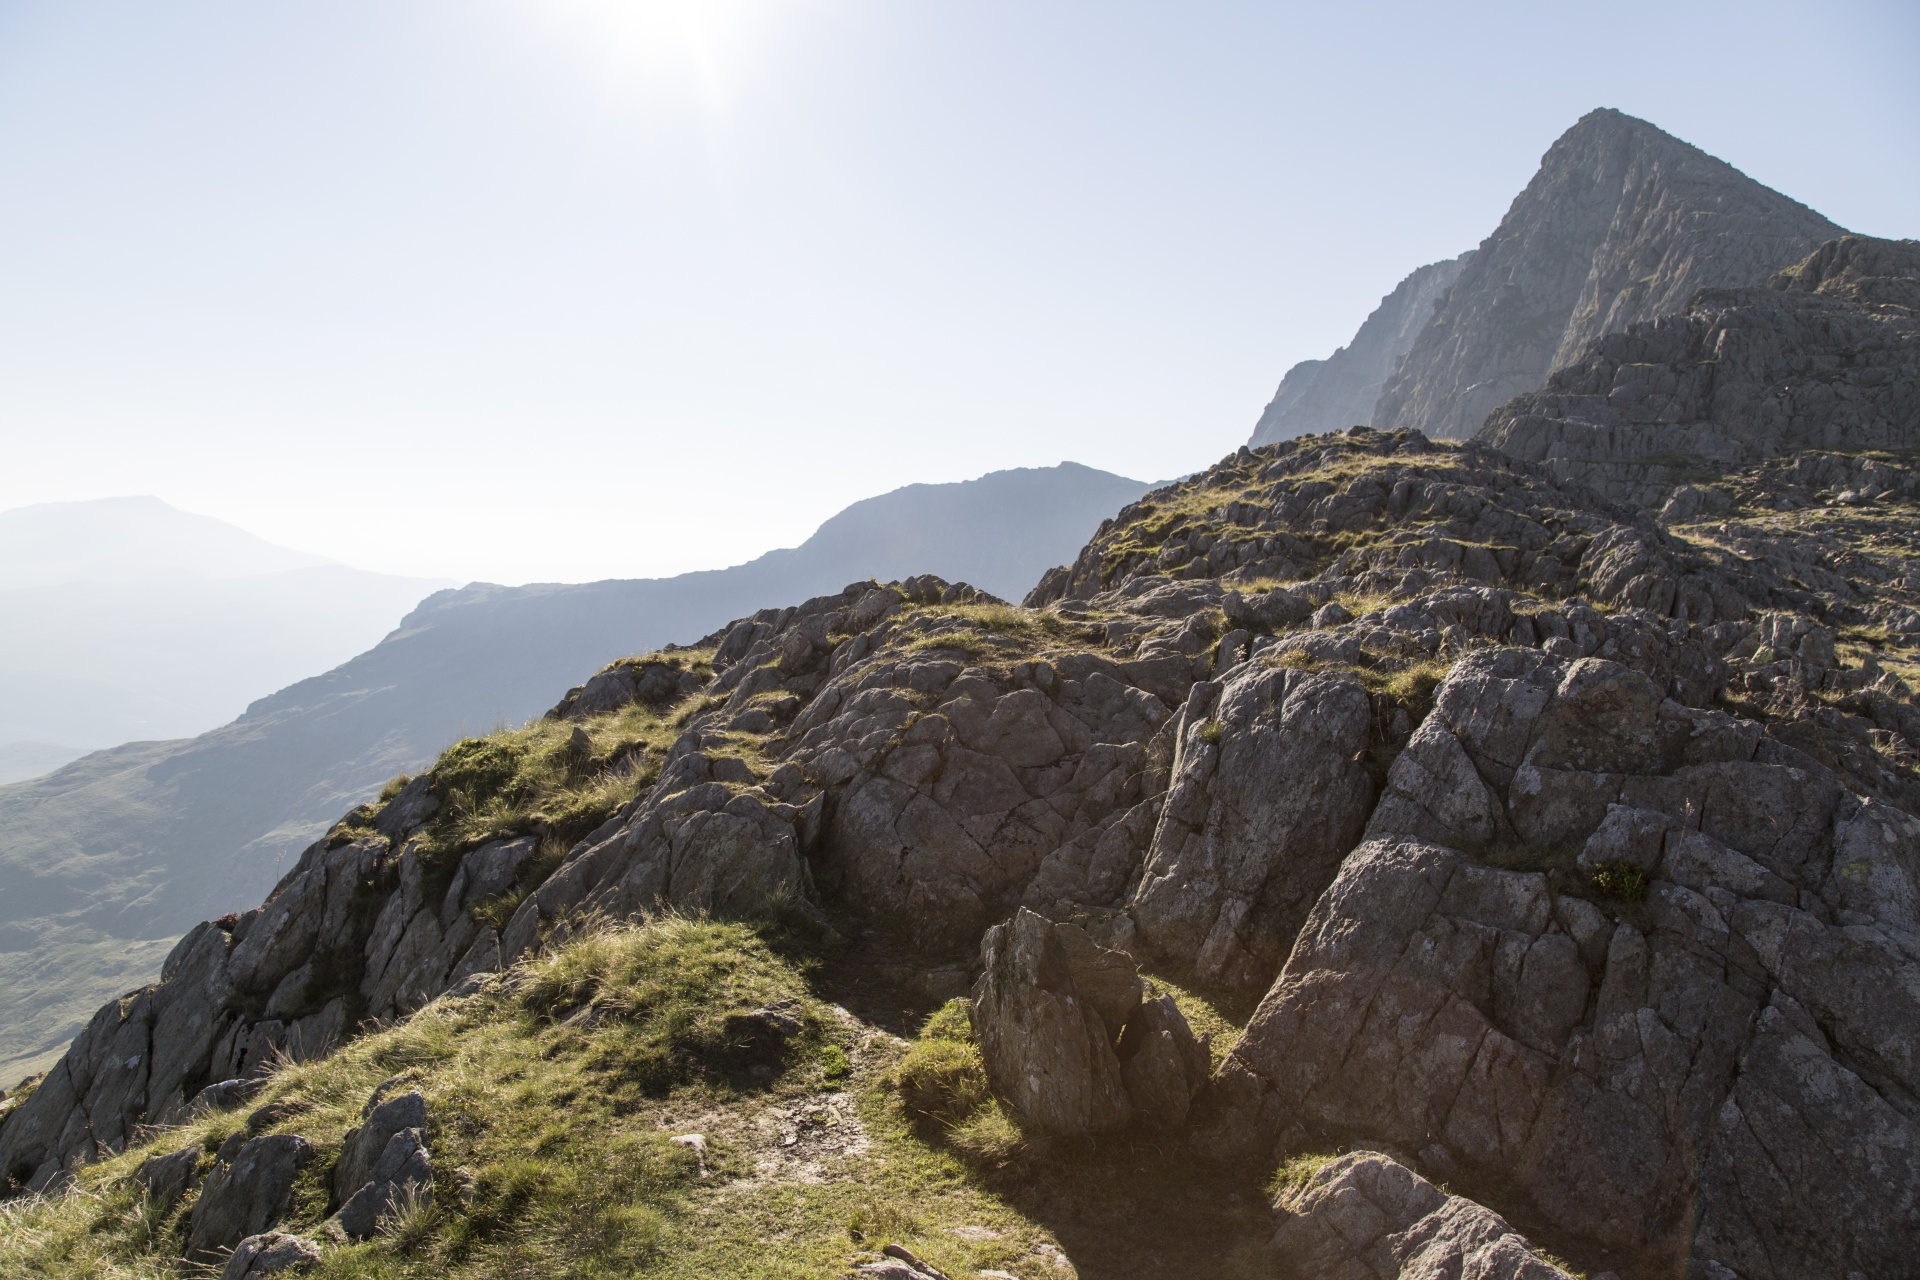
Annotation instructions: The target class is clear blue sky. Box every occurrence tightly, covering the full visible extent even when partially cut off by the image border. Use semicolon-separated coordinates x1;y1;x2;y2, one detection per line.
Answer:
1;0;1914;584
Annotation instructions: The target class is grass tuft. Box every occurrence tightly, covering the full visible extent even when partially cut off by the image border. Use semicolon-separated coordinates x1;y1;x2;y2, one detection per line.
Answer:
1588;860;1651;902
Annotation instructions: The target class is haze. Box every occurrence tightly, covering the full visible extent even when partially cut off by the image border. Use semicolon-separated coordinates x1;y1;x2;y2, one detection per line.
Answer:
1;0;1914;584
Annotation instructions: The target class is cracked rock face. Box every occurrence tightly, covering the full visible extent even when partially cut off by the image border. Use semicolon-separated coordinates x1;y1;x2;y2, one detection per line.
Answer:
1479;234;1920;507
1130;661;1377;995
1269;1150;1575;1280
1205;647;1920;1279
185;1133;314;1266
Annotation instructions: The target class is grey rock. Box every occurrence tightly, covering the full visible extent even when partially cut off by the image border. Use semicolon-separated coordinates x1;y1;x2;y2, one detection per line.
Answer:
220;1232;323;1280
1130;662;1375;993
132;1144;203;1217
1481;235;1920;503
972;909;1130;1135
332;1089;427;1205
1115;994;1209;1132
1269;1151;1575;1279
333;1127;432;1240
1209;647;1920;1279
186;1133;314;1264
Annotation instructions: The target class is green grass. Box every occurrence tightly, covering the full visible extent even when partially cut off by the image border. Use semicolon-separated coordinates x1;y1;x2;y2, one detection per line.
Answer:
1588;860;1650;903
0;920;1060;1280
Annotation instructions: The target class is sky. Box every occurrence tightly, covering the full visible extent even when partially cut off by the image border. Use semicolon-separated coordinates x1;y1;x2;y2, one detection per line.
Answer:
0;0;1914;586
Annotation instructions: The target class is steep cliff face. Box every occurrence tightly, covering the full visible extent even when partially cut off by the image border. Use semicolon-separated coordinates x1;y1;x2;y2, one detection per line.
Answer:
1371;108;1843;440
10;427;1920;1279
1249;254;1470;446
1478;234;1920;504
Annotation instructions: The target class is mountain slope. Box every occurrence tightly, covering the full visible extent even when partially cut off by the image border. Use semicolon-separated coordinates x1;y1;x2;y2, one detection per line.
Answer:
1478;234;1920;504
1248;253;1470;445
1269;108;1844;446
0;462;1147;1080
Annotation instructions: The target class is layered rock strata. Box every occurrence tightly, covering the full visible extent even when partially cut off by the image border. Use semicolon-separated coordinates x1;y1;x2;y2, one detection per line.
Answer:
1478;234;1920;505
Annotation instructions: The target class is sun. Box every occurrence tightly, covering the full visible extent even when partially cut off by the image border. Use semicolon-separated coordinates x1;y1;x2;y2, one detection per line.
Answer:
529;0;781;108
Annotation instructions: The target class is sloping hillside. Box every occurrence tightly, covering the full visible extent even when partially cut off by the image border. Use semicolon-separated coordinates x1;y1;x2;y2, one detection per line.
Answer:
9;426;1920;1278
0;463;1147;1082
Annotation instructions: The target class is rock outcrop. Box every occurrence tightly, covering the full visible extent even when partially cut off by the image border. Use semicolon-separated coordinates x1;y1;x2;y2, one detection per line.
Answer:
1204;646;1920;1279
971;909;1208;1135
185;1133;314;1265
1269;1151;1575;1280
1368;108;1843;441
219;1231;323;1280
1251;254;1471;445
1478;234;1920;505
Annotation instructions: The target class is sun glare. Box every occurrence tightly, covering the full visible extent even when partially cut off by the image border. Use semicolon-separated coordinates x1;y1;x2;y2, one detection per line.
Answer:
529;0;784;110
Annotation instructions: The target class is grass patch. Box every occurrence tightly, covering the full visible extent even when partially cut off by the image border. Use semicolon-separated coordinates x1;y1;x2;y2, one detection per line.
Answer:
1588;860;1650;903
1265;1151;1336;1209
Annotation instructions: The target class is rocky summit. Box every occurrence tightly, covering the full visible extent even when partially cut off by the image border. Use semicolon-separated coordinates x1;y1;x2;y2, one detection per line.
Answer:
4;122;1918;1280
1254;108;1845;446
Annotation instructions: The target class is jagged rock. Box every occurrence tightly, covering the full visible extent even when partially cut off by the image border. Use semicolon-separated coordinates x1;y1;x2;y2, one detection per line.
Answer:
553;658;708;720
220;1232;323;1280
1269;1151;1575;1279
792;651;1176;950
332;1089;428;1205
132;1145;203;1217
1480;235;1920;505
1130;662;1376;993
972;909;1131;1135
1372;108;1842;441
333;1127;432;1239
373;775;439;840
1052;920;1142;1040
1115;994;1209;1132
1205;647;1920;1279
185;1133;314;1265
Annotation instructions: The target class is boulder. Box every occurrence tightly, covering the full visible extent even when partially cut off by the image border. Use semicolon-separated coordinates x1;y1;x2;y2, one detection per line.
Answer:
1207;648;1920;1279
333;1127;433;1240
1115;995;1210;1132
332;1089;428;1205
185;1133;314;1265
220;1232;323;1280
972;909;1130;1135
132;1144;203;1217
1270;1151;1575;1279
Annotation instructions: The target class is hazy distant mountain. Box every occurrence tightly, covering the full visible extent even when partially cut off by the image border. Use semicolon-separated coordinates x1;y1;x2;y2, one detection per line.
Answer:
1250;109;1845;446
1249;254;1470;446
0;497;452;752
0;461;1148;1079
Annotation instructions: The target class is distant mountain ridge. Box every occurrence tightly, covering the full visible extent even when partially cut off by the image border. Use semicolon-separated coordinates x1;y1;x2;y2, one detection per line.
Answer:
1250;108;1846;445
0;461;1148;1080
0;495;332;588
0;497;451;751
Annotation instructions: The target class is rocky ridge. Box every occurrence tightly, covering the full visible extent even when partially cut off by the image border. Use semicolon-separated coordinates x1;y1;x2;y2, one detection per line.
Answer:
1250;109;1847;450
1478;234;1920;504
7;427;1920;1278
1250;254;1471;446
